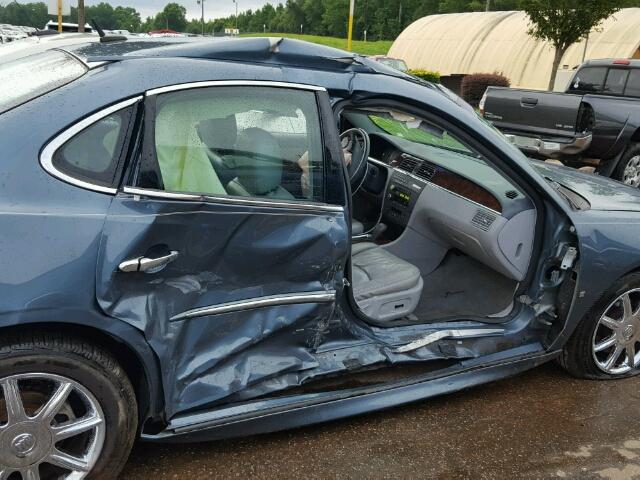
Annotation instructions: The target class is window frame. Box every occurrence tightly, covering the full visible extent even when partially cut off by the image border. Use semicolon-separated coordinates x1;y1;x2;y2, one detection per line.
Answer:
125;80;343;212
40;96;141;194
624;68;640;98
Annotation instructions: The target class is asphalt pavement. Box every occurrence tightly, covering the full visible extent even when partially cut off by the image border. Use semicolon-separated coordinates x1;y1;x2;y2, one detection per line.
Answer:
121;362;640;479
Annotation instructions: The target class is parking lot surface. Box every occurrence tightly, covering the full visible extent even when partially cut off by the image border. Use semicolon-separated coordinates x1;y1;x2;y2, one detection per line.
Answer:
121;363;640;479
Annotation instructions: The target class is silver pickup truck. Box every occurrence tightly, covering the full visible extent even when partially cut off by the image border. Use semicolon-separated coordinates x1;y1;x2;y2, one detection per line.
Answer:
481;59;640;186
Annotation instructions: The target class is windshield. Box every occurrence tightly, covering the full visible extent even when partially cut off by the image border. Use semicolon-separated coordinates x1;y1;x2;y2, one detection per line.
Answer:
369;114;472;155
0;50;87;114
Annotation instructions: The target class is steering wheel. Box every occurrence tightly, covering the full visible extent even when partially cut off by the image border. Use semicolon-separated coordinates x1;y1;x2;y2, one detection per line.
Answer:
340;128;370;194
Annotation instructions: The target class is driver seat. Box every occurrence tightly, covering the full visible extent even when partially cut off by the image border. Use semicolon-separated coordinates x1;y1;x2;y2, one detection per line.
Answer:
226;128;294;200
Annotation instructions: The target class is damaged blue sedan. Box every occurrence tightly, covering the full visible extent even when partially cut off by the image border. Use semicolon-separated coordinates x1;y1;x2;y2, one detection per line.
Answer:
3;36;640;479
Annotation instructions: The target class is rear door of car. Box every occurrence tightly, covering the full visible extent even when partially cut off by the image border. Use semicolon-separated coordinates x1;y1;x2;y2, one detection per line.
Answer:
95;81;350;418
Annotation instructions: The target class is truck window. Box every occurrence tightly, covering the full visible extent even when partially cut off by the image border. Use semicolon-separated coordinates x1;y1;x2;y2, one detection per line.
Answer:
569;67;607;93
625;69;640;98
603;69;629;95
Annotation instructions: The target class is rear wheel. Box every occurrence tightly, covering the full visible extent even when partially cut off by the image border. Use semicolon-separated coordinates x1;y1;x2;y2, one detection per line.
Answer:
612;143;640;187
560;273;640;379
0;332;137;479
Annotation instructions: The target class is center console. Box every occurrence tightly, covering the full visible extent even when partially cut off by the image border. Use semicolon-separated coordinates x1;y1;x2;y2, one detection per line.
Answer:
381;169;426;230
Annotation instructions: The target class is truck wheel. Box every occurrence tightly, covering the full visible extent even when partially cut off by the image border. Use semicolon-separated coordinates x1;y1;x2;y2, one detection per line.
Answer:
559;273;640;379
0;331;137;479
613;143;640;187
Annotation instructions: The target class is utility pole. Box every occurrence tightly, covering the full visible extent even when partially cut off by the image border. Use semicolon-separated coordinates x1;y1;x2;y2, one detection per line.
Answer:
398;2;402;23
347;0;355;51
197;0;204;35
77;0;85;32
232;0;238;32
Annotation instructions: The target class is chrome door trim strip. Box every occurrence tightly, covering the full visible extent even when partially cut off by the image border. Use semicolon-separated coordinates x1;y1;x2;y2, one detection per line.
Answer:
394;328;504;353
170;290;337;321
122;187;345;213
40;96;143;195
146;80;327;97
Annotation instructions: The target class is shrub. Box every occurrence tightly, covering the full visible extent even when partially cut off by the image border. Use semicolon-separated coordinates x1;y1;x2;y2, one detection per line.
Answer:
408;69;441;84
461;73;510;108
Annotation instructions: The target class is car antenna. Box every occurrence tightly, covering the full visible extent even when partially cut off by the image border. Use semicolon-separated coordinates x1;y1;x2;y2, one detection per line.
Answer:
91;19;127;43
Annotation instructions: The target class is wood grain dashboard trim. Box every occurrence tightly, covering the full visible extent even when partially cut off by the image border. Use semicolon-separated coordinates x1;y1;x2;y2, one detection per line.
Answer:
431;169;502;213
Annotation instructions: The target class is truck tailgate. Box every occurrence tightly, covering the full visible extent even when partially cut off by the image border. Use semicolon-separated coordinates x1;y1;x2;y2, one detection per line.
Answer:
483;87;584;138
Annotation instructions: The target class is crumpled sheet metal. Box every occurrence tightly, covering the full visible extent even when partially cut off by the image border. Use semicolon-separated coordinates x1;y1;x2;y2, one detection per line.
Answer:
96;197;348;417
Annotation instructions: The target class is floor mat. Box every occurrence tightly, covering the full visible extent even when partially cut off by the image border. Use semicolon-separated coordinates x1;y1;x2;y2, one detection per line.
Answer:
413;252;518;323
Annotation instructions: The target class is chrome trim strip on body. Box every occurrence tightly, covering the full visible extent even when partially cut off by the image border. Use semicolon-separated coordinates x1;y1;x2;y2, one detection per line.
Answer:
146;80;327;97
122;186;345;213
367;157;502;216
40;96;143;195
394;328;504;353
170;290;337;321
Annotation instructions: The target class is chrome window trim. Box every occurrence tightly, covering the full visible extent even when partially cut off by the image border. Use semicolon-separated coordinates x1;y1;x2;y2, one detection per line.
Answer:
170;290;337;321
122;186;345;213
146;80;327;97
40;96;143;195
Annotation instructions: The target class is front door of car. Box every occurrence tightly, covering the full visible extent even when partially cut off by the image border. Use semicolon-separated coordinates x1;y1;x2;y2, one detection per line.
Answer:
95;81;349;418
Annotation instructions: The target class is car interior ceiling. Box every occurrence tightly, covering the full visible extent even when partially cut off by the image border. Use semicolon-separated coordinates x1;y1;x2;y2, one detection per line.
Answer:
192;104;536;328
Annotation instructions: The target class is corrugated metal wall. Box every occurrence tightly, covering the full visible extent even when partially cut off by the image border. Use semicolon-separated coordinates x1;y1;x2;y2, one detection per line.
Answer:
388;9;640;90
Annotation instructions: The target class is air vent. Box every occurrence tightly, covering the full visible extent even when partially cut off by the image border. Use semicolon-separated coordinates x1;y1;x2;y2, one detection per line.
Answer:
505;190;518;199
398;156;419;173
471;210;496;231
415;162;436;181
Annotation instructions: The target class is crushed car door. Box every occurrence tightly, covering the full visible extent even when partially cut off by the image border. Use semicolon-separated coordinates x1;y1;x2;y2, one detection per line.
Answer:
95;81;349;418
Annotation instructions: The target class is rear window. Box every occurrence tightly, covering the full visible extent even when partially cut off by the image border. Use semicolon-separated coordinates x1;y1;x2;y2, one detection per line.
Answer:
568;67;607;93
0;50;87;114
604;69;629;95
625;69;640;97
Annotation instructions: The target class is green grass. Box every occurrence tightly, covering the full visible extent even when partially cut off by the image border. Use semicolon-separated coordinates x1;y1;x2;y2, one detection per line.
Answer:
240;33;392;56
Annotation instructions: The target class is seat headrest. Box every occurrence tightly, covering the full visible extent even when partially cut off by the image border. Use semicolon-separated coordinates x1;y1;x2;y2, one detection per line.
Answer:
196;116;238;151
231;127;284;195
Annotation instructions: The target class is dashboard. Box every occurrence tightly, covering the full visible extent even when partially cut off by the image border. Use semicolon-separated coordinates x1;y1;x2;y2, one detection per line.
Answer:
363;132;536;282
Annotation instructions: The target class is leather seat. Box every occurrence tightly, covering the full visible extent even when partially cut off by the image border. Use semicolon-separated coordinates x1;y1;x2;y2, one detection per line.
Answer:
226;128;294;199
196;116;238;186
352;219;365;235
351;243;423;324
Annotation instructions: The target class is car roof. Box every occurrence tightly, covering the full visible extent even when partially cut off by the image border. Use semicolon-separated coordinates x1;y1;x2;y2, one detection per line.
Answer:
65;36;412;76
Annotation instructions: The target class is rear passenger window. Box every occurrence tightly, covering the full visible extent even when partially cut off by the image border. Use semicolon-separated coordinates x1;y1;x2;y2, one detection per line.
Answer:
139;86;324;203
625;69;640;97
604;69;629;95
52;107;132;188
569;67;607;93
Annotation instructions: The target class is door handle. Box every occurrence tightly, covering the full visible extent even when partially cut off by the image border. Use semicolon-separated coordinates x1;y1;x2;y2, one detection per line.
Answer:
119;251;179;273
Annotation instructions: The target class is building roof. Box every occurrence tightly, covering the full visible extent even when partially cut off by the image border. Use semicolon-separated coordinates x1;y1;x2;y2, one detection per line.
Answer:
388;9;640;90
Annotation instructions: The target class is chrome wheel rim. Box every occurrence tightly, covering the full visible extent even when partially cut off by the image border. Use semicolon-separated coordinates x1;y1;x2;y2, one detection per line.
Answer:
592;288;640;375
622;155;640;187
0;373;105;479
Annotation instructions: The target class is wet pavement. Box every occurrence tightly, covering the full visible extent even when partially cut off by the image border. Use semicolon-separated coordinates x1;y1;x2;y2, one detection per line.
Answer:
121;362;640;479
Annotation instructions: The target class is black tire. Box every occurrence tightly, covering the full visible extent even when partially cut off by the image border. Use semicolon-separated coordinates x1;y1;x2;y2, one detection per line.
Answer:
612;142;640;186
0;331;137;479
559;272;640;380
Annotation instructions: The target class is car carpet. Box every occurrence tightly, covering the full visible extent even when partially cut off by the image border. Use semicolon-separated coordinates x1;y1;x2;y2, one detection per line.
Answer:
411;251;518;323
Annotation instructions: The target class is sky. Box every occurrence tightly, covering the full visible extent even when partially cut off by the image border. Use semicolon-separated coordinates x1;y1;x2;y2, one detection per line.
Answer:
10;0;275;21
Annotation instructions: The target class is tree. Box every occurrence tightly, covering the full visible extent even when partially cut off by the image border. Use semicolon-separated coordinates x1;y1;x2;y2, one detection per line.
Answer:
114;6;141;31
154;3;187;31
522;0;622;90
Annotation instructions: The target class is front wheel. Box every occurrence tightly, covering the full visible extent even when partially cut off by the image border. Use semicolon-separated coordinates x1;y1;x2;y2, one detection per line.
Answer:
612;143;640;187
560;273;640;379
0;332;137;479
